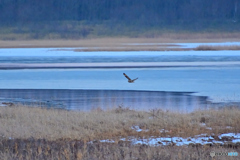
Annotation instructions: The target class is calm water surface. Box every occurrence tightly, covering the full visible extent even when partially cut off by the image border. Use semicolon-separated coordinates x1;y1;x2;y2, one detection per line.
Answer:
1;48;240;63
0;48;239;111
0;89;209;112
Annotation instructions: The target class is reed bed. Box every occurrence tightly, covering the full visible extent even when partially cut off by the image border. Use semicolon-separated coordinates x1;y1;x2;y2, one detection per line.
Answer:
0;139;239;160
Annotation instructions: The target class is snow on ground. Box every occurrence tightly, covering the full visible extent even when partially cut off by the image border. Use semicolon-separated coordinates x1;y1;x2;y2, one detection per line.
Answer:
91;133;240;146
131;126;149;132
88;126;240;146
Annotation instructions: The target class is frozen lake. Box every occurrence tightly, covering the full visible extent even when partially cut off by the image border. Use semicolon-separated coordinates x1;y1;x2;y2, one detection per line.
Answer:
0;47;240;111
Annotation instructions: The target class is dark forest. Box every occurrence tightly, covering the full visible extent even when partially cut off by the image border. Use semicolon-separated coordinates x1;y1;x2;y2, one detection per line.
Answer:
0;0;239;39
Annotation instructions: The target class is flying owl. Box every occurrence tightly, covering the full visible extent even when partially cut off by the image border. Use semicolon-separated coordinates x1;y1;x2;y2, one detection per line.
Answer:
123;73;138;83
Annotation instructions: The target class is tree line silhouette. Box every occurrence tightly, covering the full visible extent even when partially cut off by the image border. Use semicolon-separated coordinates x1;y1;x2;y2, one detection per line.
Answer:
0;0;238;25
0;0;239;39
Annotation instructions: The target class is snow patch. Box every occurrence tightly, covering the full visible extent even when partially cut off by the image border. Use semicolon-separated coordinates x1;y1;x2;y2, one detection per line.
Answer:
94;133;240;146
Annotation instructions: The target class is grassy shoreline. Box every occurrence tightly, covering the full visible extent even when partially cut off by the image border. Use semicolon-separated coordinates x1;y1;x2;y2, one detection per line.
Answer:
0;33;240;51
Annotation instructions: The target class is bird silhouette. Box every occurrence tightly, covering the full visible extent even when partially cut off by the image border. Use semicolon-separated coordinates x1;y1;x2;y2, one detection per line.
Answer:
123;73;138;83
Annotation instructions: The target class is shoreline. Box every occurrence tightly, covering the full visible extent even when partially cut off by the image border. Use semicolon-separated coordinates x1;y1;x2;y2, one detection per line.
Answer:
0;37;240;51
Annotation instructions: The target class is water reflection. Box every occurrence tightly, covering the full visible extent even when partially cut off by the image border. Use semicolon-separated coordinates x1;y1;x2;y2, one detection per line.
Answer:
0;89;210;112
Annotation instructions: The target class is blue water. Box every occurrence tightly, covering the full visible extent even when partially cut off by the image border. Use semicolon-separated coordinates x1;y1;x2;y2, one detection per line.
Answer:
0;49;240;63
0;48;240;111
0;67;239;102
0;89;209;112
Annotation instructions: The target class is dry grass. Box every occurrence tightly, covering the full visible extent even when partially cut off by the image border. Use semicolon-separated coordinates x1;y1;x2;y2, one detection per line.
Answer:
0;32;240;50
195;45;240;51
0;105;240;141
0;139;239;160
0;105;240;159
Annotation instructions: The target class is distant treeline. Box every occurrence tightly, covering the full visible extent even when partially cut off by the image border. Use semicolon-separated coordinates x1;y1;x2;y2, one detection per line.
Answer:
0;0;239;39
0;0;239;25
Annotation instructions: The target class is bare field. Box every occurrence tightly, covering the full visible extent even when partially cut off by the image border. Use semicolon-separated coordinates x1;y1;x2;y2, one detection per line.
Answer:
0;32;240;51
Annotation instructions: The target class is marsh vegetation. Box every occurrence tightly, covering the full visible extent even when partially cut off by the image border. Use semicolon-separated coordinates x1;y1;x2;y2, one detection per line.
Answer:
0;104;239;159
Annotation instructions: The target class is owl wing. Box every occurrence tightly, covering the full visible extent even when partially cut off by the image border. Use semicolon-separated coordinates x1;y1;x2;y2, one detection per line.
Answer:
123;73;132;81
132;78;138;81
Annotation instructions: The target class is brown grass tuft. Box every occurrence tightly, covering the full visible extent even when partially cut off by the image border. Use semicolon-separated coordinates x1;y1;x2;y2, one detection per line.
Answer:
194;45;240;51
